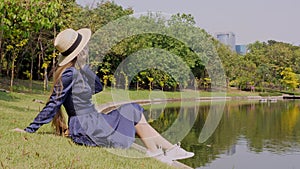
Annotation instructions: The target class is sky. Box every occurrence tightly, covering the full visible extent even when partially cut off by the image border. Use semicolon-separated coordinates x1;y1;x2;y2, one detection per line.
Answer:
76;0;300;45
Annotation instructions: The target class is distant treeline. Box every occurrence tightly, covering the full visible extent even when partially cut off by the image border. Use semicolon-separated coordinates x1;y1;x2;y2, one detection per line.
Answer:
1;0;299;92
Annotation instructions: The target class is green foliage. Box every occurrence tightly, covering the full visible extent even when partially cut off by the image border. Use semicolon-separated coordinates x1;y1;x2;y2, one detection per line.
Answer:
0;0;73;92
71;1;133;32
1;0;300;93
90;12;221;91
224;40;300;91
280;67;299;91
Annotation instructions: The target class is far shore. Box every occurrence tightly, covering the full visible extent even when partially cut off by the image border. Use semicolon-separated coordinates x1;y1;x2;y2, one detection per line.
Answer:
96;95;288;113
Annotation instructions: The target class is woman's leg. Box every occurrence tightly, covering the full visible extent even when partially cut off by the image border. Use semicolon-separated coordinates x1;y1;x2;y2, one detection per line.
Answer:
135;114;173;152
134;109;195;161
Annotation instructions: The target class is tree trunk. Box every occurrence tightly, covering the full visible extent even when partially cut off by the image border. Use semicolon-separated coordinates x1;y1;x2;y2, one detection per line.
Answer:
38;34;42;80
6;62;9;77
0;8;5;76
29;36;35;92
43;67;48;93
0;51;3;76
51;26;57;81
38;53;41;80
0;37;2;77
30;54;33;92
10;56;15;92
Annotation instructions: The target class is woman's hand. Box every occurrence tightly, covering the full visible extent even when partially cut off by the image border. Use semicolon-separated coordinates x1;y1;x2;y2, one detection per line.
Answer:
12;128;26;133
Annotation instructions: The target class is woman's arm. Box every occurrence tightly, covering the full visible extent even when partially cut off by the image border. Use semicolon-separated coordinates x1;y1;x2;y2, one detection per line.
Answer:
24;68;75;133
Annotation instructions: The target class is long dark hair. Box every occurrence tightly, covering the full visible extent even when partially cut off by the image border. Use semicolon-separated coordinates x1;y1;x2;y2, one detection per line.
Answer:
51;58;77;136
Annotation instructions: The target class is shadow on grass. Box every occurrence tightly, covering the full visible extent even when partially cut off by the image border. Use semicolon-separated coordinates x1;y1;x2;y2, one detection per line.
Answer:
36;132;76;146
0;92;20;101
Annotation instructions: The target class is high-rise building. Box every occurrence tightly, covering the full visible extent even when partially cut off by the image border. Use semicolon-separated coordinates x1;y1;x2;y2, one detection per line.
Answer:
215;32;236;51
235;45;248;55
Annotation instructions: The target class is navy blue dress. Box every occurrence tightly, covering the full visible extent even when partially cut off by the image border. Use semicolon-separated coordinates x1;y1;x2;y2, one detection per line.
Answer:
24;65;142;148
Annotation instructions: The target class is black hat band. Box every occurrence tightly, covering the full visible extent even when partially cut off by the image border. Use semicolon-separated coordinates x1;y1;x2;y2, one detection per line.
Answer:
61;33;82;56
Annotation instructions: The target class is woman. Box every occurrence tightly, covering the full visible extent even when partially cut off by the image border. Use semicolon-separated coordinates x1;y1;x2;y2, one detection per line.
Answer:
14;28;194;162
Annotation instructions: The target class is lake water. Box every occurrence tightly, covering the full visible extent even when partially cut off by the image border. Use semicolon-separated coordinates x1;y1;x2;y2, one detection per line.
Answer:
143;100;300;169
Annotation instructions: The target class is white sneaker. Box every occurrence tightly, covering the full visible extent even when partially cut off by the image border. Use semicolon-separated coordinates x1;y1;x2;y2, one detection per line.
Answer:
146;148;164;157
146;148;173;164
165;143;194;160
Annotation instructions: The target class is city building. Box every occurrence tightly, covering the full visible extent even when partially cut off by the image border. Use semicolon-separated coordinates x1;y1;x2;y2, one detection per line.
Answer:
235;44;247;55
215;32;236;51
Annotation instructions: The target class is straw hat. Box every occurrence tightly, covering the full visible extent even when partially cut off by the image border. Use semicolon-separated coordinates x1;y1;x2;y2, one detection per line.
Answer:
54;28;91;66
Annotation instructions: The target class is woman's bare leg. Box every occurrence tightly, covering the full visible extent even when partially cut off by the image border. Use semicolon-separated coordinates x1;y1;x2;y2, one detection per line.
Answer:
135;114;195;161
135;114;173;151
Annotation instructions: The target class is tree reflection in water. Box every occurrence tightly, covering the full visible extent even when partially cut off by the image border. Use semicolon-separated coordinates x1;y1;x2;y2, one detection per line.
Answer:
143;100;300;168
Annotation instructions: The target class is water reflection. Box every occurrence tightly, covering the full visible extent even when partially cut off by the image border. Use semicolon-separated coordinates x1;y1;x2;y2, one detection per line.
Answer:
143;100;300;168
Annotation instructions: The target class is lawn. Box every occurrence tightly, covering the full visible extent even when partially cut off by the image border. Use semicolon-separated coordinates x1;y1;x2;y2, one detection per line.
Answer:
0;90;176;169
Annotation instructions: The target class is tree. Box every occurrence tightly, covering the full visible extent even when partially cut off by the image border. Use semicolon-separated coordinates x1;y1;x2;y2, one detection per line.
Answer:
72;1;133;33
267;41;293;68
0;0;77;92
242;40;300;90
245;41;269;67
214;39;241;88
280;67;299;91
1;0;31;91
256;63;271;92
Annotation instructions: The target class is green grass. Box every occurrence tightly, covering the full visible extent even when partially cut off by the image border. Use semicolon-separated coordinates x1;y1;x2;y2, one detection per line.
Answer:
0;91;176;169
93;87;262;105
0;78;264;168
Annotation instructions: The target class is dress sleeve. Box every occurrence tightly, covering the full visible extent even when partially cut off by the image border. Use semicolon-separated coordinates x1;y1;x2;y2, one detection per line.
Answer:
80;65;103;94
24;68;74;133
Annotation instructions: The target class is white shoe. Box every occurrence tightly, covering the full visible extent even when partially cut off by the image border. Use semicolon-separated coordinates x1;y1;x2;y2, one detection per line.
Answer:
146;148;173;164
165;143;194;160
146;148;164;157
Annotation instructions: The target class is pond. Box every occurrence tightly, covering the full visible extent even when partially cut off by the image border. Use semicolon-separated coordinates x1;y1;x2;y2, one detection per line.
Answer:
143;100;300;169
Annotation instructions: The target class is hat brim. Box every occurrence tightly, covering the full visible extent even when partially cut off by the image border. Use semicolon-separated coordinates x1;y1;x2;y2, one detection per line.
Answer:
58;28;91;66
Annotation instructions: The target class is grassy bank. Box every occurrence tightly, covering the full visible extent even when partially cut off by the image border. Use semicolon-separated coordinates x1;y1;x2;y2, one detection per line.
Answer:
0;91;177;169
